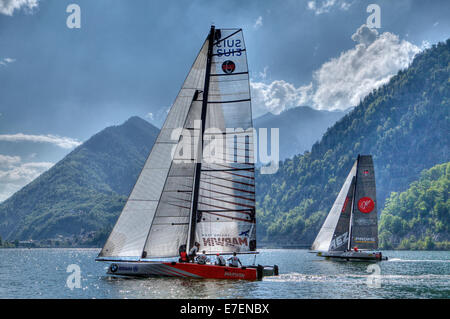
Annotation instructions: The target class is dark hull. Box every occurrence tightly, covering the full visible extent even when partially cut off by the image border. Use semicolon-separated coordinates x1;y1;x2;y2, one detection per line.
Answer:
317;251;387;262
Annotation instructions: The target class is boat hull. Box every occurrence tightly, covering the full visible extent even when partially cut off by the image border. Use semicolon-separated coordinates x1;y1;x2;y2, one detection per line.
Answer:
317;251;387;261
103;261;277;281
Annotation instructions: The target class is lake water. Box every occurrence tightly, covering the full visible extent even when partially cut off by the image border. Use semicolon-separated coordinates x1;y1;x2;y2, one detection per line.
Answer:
0;248;449;299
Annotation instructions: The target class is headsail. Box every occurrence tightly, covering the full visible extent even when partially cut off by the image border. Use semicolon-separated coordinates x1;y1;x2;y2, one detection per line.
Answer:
311;160;357;251
98;39;208;258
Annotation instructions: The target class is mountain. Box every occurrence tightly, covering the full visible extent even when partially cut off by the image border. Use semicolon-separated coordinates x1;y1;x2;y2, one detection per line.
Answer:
0;116;159;241
256;40;450;246
379;162;449;250
253;106;346;160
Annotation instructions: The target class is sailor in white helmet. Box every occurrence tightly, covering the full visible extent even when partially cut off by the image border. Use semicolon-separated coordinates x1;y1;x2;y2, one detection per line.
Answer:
196;250;210;265
227;252;242;267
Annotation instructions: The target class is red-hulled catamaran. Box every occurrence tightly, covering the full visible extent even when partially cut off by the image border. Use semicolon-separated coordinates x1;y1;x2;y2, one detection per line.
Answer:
96;26;278;280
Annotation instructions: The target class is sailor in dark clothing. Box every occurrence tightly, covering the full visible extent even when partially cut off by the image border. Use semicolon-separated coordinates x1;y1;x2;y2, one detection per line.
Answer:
215;253;226;266
196;250;210;265
188;242;200;262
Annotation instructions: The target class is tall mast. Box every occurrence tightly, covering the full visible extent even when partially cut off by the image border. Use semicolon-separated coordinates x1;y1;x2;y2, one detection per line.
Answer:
347;154;360;251
188;25;216;250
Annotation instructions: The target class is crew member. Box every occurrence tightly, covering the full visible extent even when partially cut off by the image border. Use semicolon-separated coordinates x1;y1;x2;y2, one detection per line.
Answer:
215;253;226;266
188;242;200;262
179;250;188;263
196;250;209;265
227;252;242;267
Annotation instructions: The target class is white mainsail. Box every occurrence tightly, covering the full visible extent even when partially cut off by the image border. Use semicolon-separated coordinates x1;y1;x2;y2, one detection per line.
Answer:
98;27;256;259
195;29;256;254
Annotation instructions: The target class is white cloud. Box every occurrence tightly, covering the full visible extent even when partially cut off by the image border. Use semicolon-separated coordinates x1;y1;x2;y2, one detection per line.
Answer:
311;25;420;110
0;0;39;16
307;0;352;15
250;24;421;114
0;133;82;149
0;154;53;202
251;80;312;117
254;16;263;30
0;57;16;67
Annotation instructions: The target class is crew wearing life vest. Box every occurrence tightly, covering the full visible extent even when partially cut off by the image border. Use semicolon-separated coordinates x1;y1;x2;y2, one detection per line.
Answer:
196;250;210;265
188;242;200;262
215;253;226;266
227;252;242;267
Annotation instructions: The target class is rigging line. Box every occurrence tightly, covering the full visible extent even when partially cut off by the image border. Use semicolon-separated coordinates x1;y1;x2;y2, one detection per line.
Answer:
198;199;252;212
199;194;255;209
202;211;254;223
200;187;254;202
200;179;255;195
207;99;251;104
210;72;249;76
202;172;255;187
213;162;254;170
219;170;255;180
201;168;254;172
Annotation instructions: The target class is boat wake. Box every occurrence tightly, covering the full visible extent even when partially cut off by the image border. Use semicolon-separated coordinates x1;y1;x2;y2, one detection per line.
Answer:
263;272;450;283
387;258;450;263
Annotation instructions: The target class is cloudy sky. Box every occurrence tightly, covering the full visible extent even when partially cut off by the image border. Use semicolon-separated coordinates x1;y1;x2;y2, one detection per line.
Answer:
0;0;449;201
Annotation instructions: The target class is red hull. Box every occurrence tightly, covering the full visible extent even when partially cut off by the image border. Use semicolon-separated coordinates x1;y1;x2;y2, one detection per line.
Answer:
164;262;258;280
105;261;261;281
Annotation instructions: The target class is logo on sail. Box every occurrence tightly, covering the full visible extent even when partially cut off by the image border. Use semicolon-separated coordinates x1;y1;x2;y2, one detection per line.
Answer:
358;197;374;213
202;237;248;247
222;60;236;74
330;232;348;250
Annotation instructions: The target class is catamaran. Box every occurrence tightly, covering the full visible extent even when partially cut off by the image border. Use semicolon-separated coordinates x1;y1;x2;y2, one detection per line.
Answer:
96;26;279;280
311;155;387;261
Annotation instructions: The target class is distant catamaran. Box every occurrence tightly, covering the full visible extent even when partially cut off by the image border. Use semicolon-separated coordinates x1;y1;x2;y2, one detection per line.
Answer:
96;26;278;280
311;155;387;261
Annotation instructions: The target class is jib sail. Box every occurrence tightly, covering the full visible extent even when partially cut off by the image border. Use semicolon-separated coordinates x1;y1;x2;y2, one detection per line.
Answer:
311;161;357;252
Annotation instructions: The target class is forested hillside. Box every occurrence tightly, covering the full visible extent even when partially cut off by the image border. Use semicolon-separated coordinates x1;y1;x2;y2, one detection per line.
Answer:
379;162;449;250
256;40;449;246
0;117;159;241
